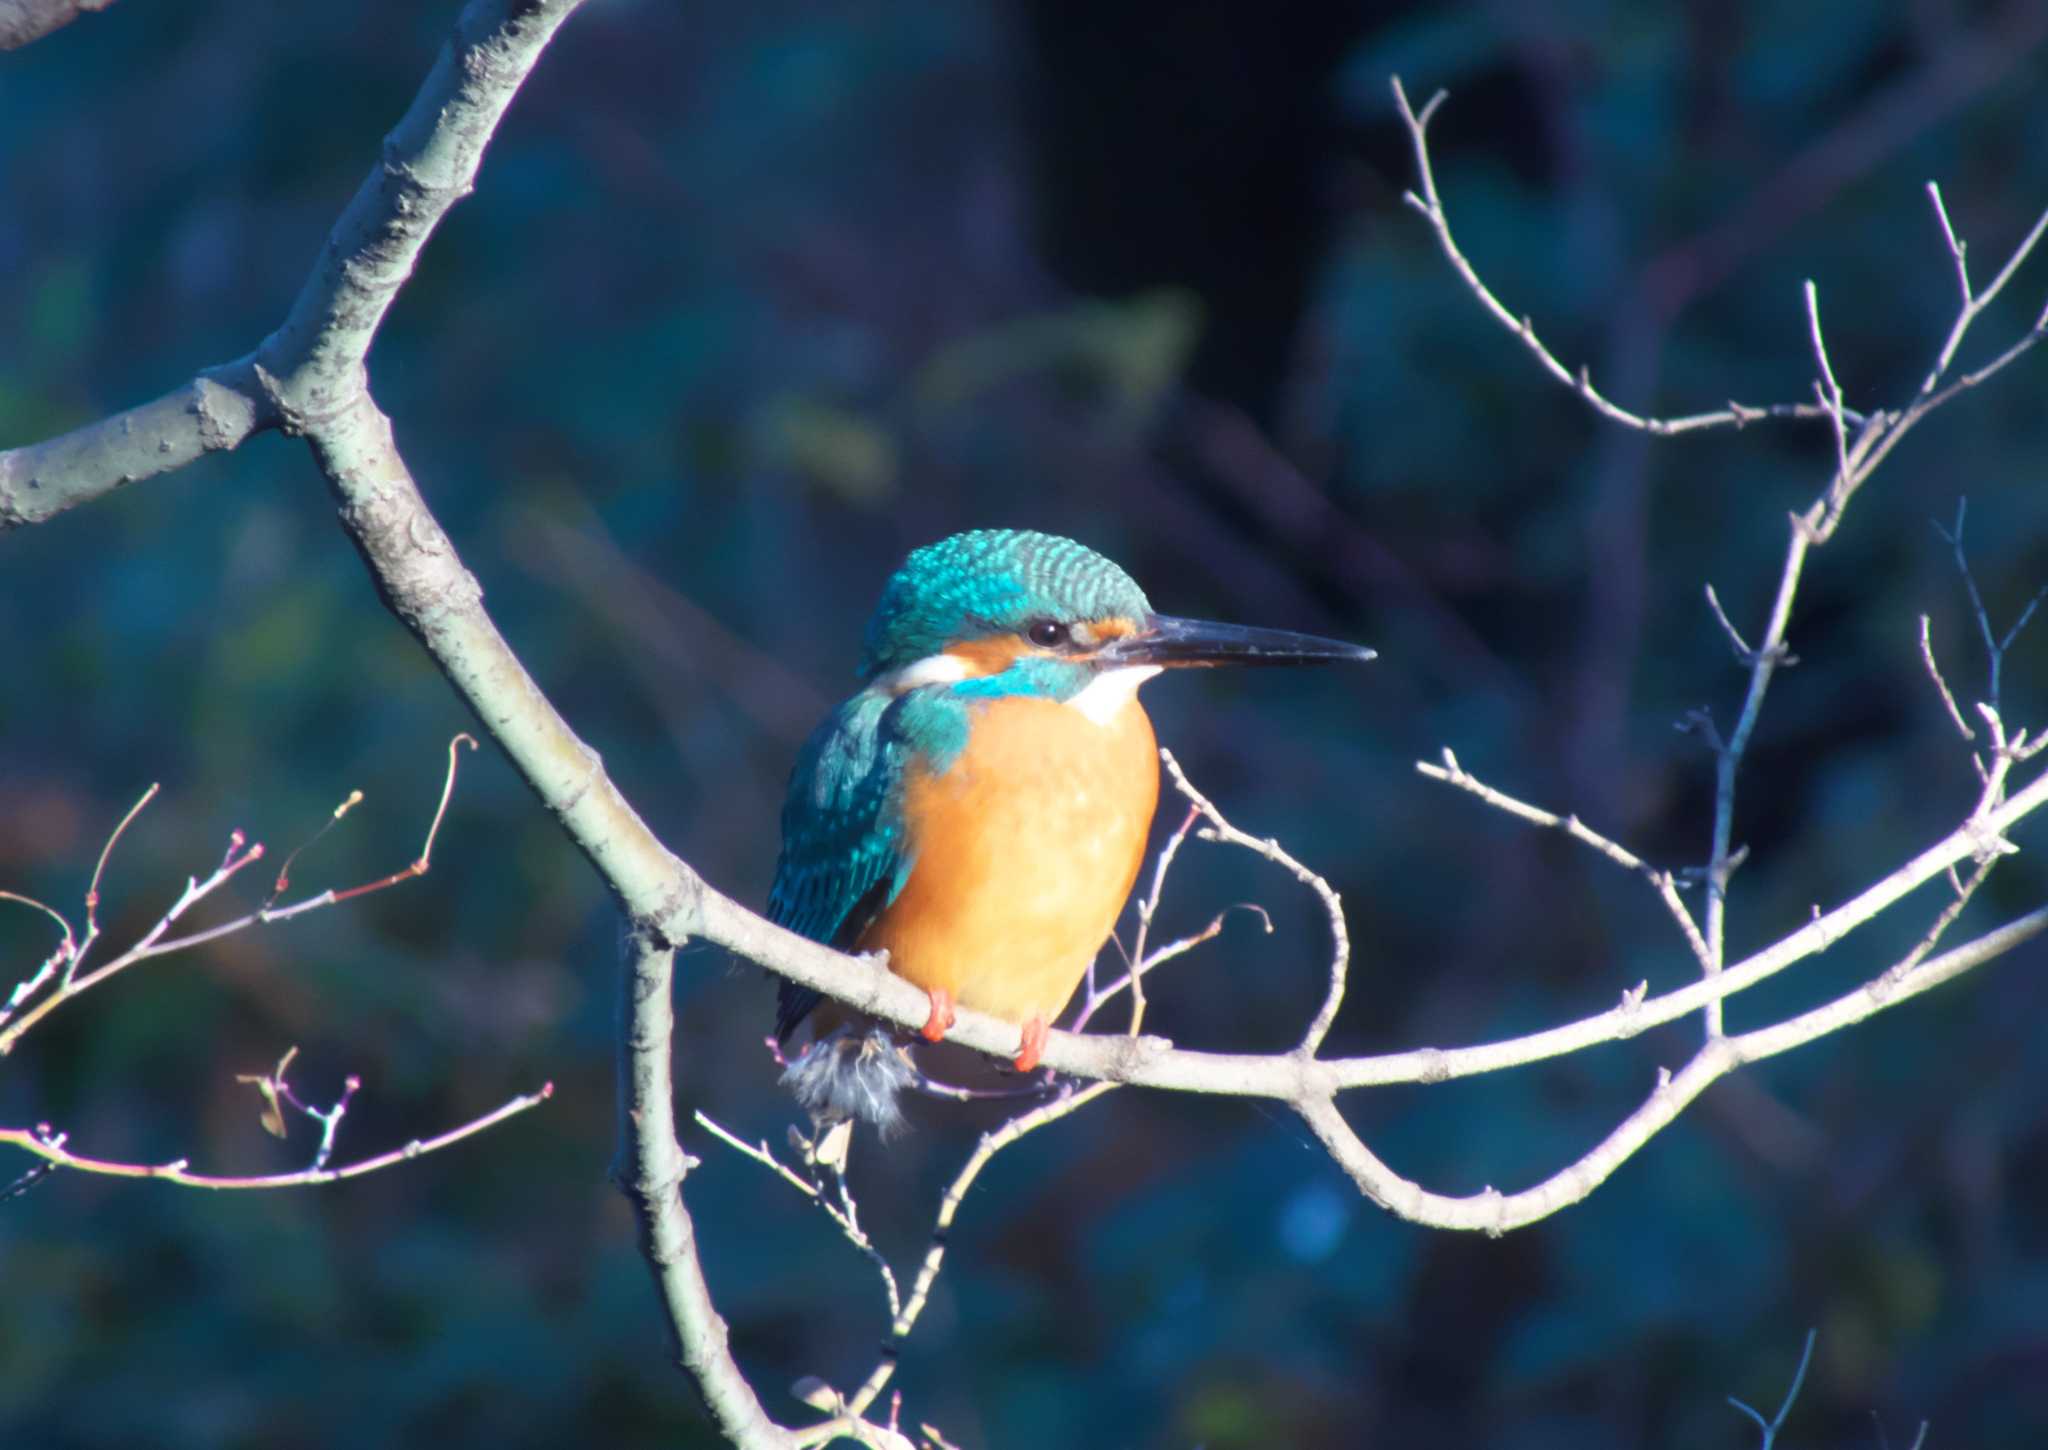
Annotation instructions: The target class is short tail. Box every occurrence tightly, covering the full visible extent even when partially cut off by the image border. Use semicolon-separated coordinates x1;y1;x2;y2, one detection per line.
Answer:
780;1026;918;1136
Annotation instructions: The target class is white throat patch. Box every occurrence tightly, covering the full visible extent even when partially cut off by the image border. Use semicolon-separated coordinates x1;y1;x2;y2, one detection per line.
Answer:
1064;665;1162;725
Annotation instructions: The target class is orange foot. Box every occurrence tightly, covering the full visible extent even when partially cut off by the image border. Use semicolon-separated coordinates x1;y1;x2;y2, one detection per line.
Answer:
919;987;956;1043
1012;1016;1049;1073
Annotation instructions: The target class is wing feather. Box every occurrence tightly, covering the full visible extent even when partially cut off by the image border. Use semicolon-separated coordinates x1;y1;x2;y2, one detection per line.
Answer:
768;691;915;1039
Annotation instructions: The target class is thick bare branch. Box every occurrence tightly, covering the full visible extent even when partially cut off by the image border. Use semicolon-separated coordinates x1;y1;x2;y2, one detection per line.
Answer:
1299;898;2048;1231
675;751;2048;1104
0;0;114;51
0;0;587;530
0;367;266;527
259;0;586;422
615;931;794;1448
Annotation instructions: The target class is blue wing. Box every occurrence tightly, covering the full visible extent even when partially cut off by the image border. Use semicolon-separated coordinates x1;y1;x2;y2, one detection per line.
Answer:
769;690;917;1039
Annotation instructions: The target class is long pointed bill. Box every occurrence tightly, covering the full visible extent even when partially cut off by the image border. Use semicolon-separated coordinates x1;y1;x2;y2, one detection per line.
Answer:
1099;614;1375;669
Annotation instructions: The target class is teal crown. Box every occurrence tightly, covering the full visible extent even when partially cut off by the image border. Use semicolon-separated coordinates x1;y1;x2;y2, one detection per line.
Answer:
857;530;1152;679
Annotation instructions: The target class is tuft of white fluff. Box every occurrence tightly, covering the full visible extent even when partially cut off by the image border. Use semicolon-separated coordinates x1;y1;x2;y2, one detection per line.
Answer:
780;1026;919;1137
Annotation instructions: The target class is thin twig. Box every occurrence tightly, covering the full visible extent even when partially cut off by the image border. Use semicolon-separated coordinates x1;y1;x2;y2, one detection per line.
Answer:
1918;197;2048;395
1920;614;1976;740
327;733;476;904
244;1048;367;1174
694;1112;828;1199
1704;583;1756;661
0;1083;552;1190
840;1082;1119;1422
1392;78;2048;1052
1117;800;1199;1036
0;782;162;1024
693;1111;902;1322
0;890;78;1024
1804;281;1855;523
0;833;267;1052
1418;748;1714;971
1156;749;1352;1056
0;735;477;1054
1388;76;1860;438
1927;182;1971;305
1072;798;1276;1035
0;1159;58;1203
81;781;160;969
1726;1329;1817;1449
1933;500;2048;720
1699;516;1813;1038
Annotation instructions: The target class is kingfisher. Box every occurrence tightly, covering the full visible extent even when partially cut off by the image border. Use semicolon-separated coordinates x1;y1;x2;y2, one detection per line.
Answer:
770;529;1372;1131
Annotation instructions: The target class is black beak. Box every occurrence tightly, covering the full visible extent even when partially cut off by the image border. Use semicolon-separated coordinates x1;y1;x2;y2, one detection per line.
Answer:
1099;614;1376;669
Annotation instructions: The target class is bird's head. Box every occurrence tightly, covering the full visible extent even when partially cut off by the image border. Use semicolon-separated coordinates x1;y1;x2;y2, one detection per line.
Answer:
859;530;1372;706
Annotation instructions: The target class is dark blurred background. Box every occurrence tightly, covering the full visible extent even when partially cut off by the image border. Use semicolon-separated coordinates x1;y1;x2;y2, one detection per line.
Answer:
6;1;2048;1445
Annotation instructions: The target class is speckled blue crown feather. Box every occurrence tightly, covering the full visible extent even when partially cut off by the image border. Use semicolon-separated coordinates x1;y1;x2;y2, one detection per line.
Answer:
857;530;1152;679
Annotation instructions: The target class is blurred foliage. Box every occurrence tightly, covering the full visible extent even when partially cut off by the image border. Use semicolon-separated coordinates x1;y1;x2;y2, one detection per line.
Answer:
6;1;2048;1446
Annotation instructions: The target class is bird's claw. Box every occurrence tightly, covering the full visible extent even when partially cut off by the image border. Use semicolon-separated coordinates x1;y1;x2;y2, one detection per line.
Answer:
1012;1016;1048;1073
919;988;956;1043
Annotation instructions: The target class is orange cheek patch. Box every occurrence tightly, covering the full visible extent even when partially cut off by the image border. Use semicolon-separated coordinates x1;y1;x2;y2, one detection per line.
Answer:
946;616;1141;673
1072;614;1141;662
947;635;1031;675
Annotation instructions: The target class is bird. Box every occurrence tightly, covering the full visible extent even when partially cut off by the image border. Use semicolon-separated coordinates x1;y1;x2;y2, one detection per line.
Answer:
769;528;1372;1132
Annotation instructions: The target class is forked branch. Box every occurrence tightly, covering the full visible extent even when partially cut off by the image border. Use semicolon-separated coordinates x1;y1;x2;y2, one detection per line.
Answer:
0;735;546;1195
1389;77;1860;437
0;734;477;1054
1393;75;2048;1041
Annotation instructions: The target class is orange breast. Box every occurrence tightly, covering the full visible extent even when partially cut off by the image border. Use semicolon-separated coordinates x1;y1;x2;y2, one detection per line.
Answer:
859;692;1160;1026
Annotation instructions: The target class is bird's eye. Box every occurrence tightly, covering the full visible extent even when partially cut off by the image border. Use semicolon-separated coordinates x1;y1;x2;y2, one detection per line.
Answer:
1025;618;1069;649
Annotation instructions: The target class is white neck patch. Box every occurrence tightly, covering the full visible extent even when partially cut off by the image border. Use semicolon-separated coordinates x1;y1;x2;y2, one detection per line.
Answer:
879;652;1159;725
876;652;975;695
1064;664;1162;725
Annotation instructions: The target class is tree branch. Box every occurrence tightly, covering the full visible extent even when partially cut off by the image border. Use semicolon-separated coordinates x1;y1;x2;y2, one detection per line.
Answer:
0;0;587;530
1388;76;1858;438
0;0;114;51
1;1084;552;1190
615;930;794;1447
1417;747;1713;971
0;367;266;527
1726;1329;1816;1449
1299;897;2048;1231
1391;77;2048;1047
0;736;474;1055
